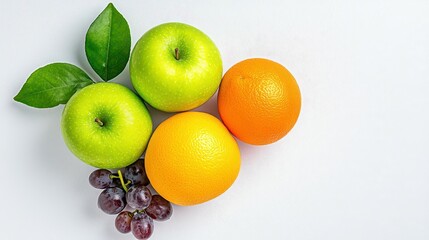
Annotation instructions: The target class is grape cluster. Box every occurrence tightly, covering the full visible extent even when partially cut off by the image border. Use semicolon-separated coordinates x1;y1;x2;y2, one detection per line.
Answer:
89;159;173;239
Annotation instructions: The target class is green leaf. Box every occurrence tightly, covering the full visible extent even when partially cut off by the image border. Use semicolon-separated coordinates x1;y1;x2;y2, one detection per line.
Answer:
85;3;131;81
14;63;94;108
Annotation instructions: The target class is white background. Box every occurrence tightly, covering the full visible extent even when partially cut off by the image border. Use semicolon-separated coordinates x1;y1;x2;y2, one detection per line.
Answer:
1;0;428;239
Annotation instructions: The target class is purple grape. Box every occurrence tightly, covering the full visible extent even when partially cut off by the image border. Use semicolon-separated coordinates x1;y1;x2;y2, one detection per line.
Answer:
89;169;112;189
131;212;154;239
98;187;126;215
115;211;133;234
145;195;173;221
124;159;150;186
126;185;152;210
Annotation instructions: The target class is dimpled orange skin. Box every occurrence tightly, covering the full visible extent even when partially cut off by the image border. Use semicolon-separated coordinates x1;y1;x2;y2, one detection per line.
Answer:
145;112;241;206
218;58;301;145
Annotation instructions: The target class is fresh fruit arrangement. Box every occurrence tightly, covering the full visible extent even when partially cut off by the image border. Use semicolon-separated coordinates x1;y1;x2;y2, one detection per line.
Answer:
13;3;301;239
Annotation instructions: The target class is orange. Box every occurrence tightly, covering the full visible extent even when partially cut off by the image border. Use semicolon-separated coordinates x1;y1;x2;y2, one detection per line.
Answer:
218;58;301;145
145;112;241;206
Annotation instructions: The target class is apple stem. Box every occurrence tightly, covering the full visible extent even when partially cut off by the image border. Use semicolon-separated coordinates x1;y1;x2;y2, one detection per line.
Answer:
94;118;104;127
117;170;129;192
175;48;180;60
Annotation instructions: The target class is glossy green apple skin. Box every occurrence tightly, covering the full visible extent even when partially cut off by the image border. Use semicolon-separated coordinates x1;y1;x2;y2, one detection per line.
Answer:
61;83;153;169
130;22;223;112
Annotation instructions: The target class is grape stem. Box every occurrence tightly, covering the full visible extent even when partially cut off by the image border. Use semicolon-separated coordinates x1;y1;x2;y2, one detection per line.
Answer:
117;170;129;192
132;209;145;215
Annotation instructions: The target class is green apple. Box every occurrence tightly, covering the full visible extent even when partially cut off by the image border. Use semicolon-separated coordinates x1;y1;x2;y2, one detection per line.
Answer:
130;22;223;112
61;83;152;169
